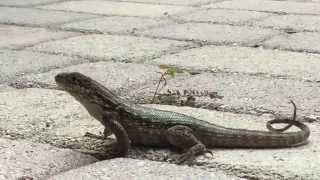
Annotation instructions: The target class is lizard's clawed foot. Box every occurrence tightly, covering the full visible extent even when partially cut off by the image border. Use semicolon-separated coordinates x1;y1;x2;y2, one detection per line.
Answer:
175;151;196;165
174;145;212;166
204;149;213;156
109;145;126;157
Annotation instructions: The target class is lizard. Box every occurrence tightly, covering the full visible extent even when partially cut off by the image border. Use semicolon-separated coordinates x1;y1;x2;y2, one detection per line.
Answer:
55;72;310;164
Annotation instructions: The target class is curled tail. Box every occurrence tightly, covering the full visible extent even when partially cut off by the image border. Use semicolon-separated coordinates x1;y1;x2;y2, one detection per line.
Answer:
266;100;296;132
266;100;310;145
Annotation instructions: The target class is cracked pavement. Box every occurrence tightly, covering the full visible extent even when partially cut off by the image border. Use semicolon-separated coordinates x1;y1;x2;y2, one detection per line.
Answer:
0;0;319;179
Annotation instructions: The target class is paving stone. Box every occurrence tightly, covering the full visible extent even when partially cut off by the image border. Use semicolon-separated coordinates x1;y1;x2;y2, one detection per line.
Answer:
123;0;217;6
0;85;14;92
0;88;318;179
0;138;97;180
39;0;194;18
208;0;320;15
0;24;80;49
254;14;320;31
0;88;102;140
140;22;278;44
288;0;320;2
263;32;320;53
135;73;320;117
49;158;243;180
0;0;61;7
0;49;89;83
61;16;169;34
149;45;320;81
177;9;271;24
0;7;98;27
12;61;163;92
28;34;190;62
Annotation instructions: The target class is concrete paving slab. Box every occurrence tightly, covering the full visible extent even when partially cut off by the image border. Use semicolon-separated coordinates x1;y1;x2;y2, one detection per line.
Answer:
208;0;320;15
177;9;270;24
49;158;243;180
0;85;14;92
60;16;170;34
11;61;163;92
0;24;81;49
263;32;320;53
0;88;104;141
148;45;320;82
0;138;97;180
0;88;317;179
289;0;320;2
27;34;190;62
39;0;194;18
122;0;218;6
140;22;278;45
254;14;320;32
0;0;61;7
0;7;98;27
0;49;89;83
134;73;320;118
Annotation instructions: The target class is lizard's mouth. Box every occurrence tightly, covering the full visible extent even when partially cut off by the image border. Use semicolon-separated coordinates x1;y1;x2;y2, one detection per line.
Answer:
55;73;63;82
55;73;70;90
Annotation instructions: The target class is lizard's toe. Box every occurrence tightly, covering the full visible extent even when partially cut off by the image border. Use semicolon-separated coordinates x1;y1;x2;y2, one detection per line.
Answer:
175;151;195;165
204;148;213;156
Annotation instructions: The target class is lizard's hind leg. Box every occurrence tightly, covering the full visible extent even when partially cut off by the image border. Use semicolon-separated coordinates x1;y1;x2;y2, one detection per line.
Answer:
165;125;210;165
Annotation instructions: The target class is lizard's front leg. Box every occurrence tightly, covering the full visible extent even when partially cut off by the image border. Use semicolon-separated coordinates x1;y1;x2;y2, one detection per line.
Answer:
102;112;130;157
165;125;211;165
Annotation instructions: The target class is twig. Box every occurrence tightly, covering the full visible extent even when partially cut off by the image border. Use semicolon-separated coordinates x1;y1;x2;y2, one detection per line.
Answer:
152;71;168;103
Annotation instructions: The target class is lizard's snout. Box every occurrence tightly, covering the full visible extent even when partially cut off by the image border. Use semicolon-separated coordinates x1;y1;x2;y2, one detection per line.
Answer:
55;73;64;84
55;73;70;87
55;72;91;91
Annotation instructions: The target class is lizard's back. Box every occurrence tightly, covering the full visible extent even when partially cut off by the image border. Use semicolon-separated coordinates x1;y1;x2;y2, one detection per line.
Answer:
122;104;310;148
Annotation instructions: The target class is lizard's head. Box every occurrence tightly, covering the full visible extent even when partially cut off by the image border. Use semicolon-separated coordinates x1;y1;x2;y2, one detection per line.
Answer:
55;72;93;96
55;72;122;109
55;72;118;137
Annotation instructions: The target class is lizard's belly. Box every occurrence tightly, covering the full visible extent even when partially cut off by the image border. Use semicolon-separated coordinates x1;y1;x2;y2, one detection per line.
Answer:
126;126;170;147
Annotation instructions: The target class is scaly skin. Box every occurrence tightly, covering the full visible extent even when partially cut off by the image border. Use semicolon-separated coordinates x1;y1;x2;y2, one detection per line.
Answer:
55;72;310;164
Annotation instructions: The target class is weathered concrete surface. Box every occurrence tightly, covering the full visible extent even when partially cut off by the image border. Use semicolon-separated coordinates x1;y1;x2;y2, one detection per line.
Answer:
39;0;195;17
11;59;320;119
1;0;319;179
148;45;320;82
11;61;164;91
0;49;89;83
133;72;320;118
177;9;270;24
0;7;98;27
123;0;218;6
61;16;170;34
254;14;320;32
0;0;61;7
263;32;320;53
140;22;278;45
27;34;191;62
0;85;14;92
0;88;103;141
0;87;317;179
208;0;320;15
0;138;97;180
49;158;243;180
0;24;81;49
